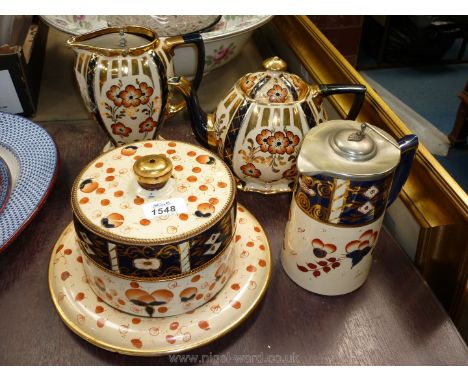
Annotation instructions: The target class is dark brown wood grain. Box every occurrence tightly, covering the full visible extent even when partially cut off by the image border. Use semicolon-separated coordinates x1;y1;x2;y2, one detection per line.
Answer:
0;118;467;365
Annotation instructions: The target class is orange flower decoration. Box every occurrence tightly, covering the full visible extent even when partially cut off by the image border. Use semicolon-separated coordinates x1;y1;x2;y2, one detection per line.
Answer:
125;288;174;317
267;131;289;155
256;129;272;152
285;131;300;154
139;117;157;133
139;82;154;105
267;84;288;103
111;122;132;137
240;163;261;178
119;85;142;108
106;85;123;106
240;74;257;93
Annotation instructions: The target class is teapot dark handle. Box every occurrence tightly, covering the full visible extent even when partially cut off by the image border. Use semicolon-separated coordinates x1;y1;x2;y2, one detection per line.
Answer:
319;84;367;120
181;32;205;91
387;134;419;206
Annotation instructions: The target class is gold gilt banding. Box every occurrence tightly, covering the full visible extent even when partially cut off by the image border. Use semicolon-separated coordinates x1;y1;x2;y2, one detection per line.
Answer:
261;107;270;127
82;54;90;76
99;60;108;91
284;107;291;127
245;105;260;136
142;56;152;78
131;59;139;76
121;59;129;77
111;60;119;79
293;105;302;130
76;53;84;73
272;108;281;129
223;92;237;109
228;98;243;123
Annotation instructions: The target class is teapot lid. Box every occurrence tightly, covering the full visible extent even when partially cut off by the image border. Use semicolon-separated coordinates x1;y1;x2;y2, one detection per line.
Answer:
236;56;309;104
297;120;401;180
71;140;235;245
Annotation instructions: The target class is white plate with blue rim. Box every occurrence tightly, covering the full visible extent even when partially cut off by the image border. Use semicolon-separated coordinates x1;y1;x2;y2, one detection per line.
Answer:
0;112;58;253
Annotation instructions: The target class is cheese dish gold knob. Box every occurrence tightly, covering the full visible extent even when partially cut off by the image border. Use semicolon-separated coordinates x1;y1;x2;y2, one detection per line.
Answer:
133;154;173;190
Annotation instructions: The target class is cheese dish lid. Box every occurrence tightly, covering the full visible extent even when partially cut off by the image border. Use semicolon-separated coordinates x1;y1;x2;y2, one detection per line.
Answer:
71;140;236;245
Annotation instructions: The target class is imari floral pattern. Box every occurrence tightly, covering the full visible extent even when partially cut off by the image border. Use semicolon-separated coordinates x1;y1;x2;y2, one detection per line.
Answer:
72;41;170;146
72;140;236;279
103;80;160;142
294;173;394;227
49;205;271;355
211;65;326;194
238;128;301;179
296;229;379;277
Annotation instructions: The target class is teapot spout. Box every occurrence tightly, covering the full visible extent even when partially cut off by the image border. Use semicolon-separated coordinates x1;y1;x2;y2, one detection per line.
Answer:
387;134;419;206
168;76;216;149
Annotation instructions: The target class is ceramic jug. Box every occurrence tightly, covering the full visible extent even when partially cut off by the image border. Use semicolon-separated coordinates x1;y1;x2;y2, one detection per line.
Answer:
68;25;205;147
168;56;367;194
281;120;418;295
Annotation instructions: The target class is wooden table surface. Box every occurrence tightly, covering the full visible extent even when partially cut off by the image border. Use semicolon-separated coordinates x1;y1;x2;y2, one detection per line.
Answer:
0;117;467;365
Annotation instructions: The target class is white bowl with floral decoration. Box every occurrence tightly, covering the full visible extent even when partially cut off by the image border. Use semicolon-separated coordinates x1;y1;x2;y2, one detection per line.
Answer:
173;15;273;76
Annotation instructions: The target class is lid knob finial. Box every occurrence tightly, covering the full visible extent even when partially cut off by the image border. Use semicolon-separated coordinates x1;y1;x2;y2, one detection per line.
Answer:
133;154;173;190
262;56;288;72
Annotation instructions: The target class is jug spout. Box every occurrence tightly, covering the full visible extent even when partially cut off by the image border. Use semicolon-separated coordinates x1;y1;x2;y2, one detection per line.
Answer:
387;134;419;206
168;76;216;149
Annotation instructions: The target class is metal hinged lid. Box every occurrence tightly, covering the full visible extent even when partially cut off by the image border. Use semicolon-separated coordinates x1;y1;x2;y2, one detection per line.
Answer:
297;120;402;180
236;56;309;104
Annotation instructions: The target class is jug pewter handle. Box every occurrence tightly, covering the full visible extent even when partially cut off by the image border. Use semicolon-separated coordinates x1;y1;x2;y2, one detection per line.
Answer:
348;122;418;206
164;32;205;118
317;84;367;121
387;134;419;206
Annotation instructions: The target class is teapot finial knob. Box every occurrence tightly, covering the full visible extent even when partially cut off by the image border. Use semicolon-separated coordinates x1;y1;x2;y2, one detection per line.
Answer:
133;154;173;190
262;56;287;72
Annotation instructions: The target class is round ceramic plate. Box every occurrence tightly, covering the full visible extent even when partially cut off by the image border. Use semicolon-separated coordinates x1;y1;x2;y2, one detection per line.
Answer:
0;112;58;252
48;204;271;356
0;155;12;214
40;15;222;37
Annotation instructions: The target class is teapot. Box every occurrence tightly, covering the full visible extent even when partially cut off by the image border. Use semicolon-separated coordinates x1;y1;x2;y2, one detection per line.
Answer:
67;25;205;147
281;120;418;295
169;56;367;194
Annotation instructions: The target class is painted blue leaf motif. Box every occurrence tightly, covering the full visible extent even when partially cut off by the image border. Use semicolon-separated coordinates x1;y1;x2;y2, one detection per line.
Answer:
346;246;372;268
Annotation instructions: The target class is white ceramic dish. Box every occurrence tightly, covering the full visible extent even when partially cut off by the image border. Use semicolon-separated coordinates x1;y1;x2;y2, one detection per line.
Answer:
49;204;271;355
40;15;221;37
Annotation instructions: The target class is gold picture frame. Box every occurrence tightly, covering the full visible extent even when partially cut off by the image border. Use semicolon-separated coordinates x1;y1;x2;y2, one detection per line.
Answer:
273;16;468;326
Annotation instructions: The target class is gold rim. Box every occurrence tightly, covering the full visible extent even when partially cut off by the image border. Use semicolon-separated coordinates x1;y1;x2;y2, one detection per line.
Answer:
67;25;160;57
71;139;236;245
48;204;272;356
